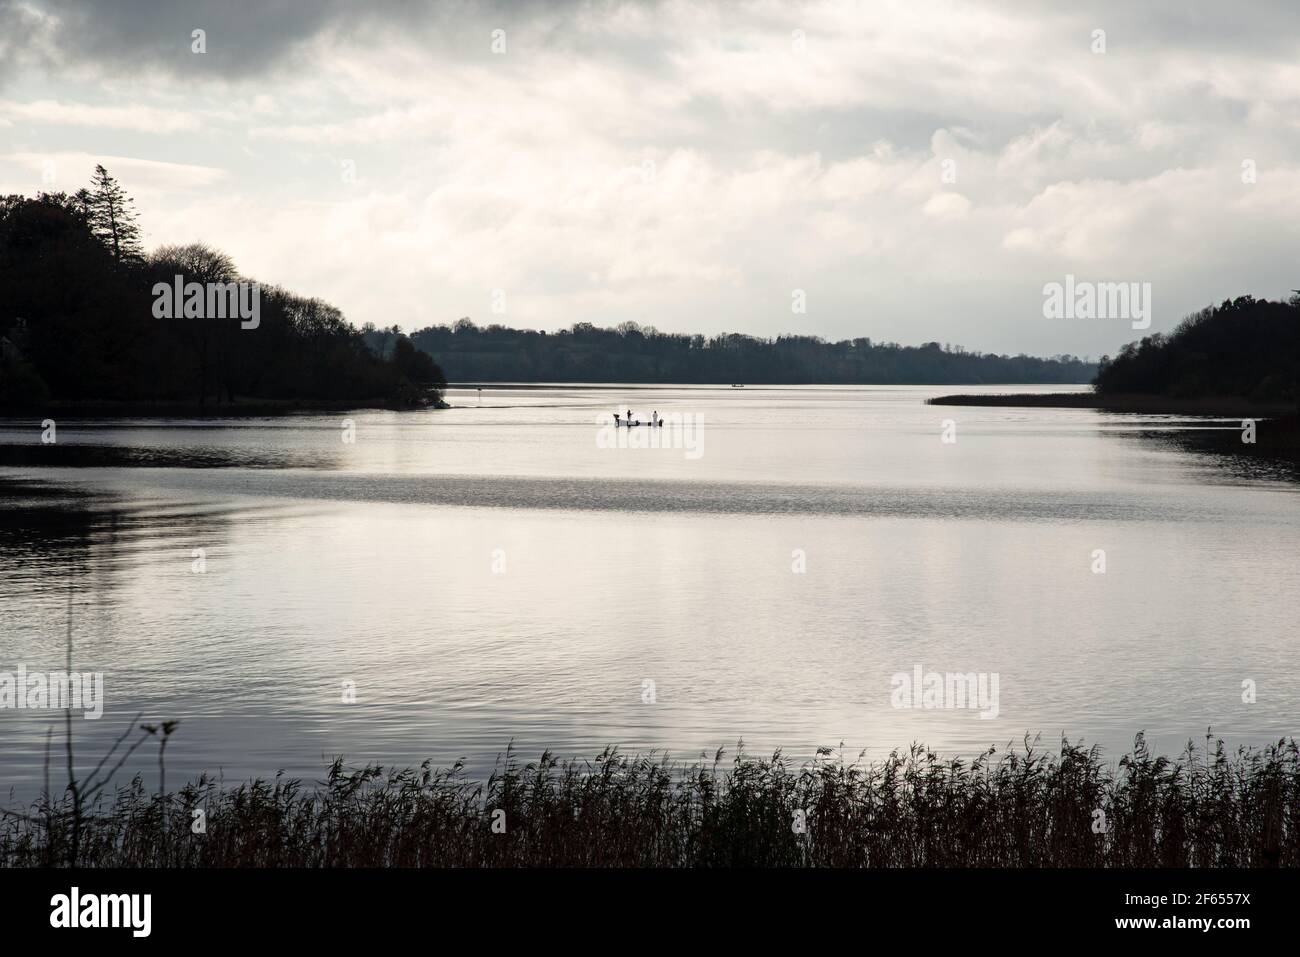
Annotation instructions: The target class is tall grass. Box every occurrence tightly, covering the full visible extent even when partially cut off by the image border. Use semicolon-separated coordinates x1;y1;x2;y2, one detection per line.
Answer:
3;733;1297;867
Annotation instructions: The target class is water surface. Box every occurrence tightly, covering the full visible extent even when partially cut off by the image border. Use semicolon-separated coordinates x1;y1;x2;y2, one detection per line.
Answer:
1;384;1297;800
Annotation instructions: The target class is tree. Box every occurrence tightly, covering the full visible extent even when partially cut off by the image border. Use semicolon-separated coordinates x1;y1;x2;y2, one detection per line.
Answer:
393;335;445;386
1;179;447;410
148;243;241;404
1094;299;1297;401
0;191;144;398
150;242;237;283
86;165;142;263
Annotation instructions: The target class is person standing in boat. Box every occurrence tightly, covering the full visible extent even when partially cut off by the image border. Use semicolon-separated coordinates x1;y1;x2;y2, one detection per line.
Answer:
627;408;633;425
653;410;659;427
614;412;621;427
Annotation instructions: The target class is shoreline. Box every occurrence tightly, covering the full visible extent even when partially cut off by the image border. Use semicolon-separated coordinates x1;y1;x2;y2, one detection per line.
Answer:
928;391;1296;417
0;395;448;419
4;734;1296;867
929;391;1300;468
446;380;1093;391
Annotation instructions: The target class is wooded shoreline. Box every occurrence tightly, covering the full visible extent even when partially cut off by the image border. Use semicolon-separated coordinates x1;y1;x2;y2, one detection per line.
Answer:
0;394;448;418
929;391;1296;417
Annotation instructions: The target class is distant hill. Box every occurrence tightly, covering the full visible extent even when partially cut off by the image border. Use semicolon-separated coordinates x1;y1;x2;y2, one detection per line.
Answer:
1095;295;1298;404
377;320;1096;385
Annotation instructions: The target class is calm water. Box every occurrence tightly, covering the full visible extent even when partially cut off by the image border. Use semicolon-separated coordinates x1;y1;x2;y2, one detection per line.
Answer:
1;384;1297;800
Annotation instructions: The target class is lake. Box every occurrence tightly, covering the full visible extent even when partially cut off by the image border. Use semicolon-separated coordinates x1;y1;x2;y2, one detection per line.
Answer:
1;384;1297;800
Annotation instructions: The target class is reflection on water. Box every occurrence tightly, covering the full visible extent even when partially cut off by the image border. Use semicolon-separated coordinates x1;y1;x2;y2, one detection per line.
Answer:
1;385;1297;802
0;424;346;470
1124;422;1299;485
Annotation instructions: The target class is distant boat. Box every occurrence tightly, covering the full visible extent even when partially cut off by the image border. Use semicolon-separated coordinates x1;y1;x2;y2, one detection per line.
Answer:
615;419;663;427
731;383;745;388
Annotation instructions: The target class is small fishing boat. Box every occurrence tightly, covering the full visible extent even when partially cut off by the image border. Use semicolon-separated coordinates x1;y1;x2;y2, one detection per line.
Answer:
615;419;663;427
731;383;745;388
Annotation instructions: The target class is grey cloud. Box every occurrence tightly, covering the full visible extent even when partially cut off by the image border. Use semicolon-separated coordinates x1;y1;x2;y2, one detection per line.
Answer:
7;0;1300;358
32;0;357;77
1077;0;1300;56
23;0;655;80
21;0;1300;86
0;0;53;83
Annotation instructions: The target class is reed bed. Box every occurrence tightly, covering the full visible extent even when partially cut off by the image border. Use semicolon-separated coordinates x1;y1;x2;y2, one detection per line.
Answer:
3;733;1297;867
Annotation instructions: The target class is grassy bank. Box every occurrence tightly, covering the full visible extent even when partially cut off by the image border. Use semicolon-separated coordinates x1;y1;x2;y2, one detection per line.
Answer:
4;734;1297;867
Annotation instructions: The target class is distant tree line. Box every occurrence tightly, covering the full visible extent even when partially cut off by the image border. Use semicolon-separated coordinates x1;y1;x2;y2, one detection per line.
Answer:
0;167;445;409
1095;295;1298;403
391;319;1096;385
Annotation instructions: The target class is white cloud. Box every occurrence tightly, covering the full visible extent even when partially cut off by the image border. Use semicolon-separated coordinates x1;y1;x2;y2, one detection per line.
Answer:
923;192;972;219
0;152;227;199
5;0;1300;356
0;99;203;132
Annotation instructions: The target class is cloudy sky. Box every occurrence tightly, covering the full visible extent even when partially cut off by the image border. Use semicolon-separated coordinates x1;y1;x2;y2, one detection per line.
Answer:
3;0;1299;357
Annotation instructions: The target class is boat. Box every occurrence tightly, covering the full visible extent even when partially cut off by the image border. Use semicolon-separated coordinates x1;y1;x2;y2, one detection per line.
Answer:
731;383;745;388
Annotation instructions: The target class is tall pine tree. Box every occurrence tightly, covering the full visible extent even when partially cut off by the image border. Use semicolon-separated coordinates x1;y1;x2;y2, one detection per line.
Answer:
86;165;142;263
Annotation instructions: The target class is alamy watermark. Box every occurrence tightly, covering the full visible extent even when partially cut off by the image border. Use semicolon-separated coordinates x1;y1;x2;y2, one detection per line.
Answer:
152;275;261;329
0;665;104;719
890;664;999;719
1042;275;1151;330
595;412;704;459
50;887;150;937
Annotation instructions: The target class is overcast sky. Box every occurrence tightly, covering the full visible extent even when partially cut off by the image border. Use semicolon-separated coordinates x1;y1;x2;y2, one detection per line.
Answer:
3;0;1300;357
